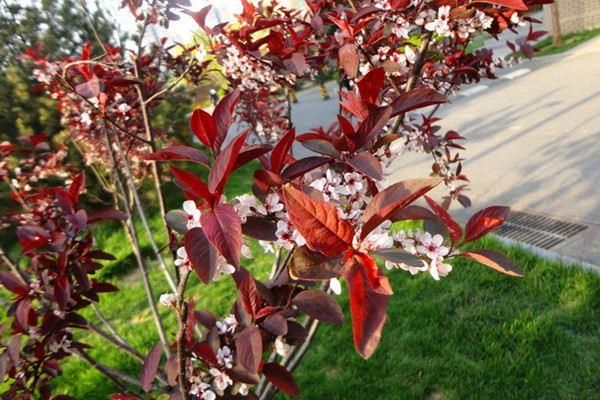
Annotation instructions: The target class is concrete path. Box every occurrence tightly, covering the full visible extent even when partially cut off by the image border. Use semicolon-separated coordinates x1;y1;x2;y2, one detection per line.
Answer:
291;35;600;268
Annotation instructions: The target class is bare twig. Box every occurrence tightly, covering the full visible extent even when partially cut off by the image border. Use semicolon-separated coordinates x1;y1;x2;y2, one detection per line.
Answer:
0;244;29;284
103;127;171;357
176;269;192;400
112;134;177;292
390;31;434;134
72;348;145;396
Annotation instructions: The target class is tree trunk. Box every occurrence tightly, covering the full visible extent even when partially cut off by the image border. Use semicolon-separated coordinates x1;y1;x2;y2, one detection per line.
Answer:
550;3;563;46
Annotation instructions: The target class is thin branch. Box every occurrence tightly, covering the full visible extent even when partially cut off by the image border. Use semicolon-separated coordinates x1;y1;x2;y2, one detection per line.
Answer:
103;126;171;357
55;76;151;145
112;134;177;292
87;321;144;362
143;60;197;105
176;269;192;400
0;244;28;284
71;348;145;396
390;31;434;134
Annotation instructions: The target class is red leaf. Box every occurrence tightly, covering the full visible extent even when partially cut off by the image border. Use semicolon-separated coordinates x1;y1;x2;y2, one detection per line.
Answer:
253;169;286;192
472;0;528;10
233;144;272;171
241;216;278;241
358;68;385;105
355;252;393;295
360;178;442;239
140;342;162;392
464;206;510;243
169;166;213;205
15;299;31;332
213;89;241;151
339;44;359;78
238;274;261;319
462;249;524;277
341;91;369;120
87;208;127;223
270;128;295;174
344;257;389;359
425;196;463;244
292;290;344;325
184;5;213;33
145;146;210;165
184;228;218;283
0;271;28;296
289;246;343;280
346;151;383;181
390;88;447;116
235;326;262;373
355;105;393;148
283;52;308;76
69;173;85;206
201;203;242;267
262;363;300;397
16;225;49;251
261;312;288;336
54;275;70;309
281;156;330;181
192;343;219;365
110;394;140;400
298;139;340;158
75;76;103;98
282;184;355;257
190;108;216;150
208;130;249;196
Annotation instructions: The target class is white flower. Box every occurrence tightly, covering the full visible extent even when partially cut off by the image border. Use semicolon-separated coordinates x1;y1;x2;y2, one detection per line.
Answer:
263;193;284;214
275;336;291;357
209;368;233;391
476;10;493;30
80;112;92;126
117;103;131;114
341;172;365;195
241;243;253;259
357;221;394;252
183;200;201;229
428;258;453;281
174;246;191;271
510;12;524;26
201;390;216;400
217;346;234;368
216;256;235;277
216;314;238;334
309;176;327;192
259;240;275;253
234;194;257;222
329;278;342;295
238;383;249;396
159;293;176;307
196;46;207;62
416;233;450;260
425;6;451;37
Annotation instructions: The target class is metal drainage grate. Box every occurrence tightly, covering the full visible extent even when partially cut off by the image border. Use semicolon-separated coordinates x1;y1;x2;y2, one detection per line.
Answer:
494;211;588;250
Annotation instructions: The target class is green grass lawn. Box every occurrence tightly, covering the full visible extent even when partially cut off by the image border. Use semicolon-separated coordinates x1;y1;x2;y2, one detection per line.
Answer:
8;162;599;399
534;28;600;57
508;28;600;60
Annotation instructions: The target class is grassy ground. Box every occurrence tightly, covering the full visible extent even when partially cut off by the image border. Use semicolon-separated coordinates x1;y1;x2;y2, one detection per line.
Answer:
508;28;600;59
534;28;600;57
5;162;599;399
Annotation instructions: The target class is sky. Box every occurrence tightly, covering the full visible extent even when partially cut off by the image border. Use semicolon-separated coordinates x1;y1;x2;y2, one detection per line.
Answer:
106;0;243;44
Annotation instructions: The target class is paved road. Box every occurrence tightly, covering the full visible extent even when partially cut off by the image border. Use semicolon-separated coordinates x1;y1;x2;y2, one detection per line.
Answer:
388;37;600;223
292;34;600;267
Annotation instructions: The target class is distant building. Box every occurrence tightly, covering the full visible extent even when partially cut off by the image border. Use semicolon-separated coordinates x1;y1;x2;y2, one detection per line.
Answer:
544;0;600;34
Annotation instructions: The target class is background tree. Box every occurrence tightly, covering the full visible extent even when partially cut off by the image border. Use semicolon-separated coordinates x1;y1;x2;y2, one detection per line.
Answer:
0;0;120;141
